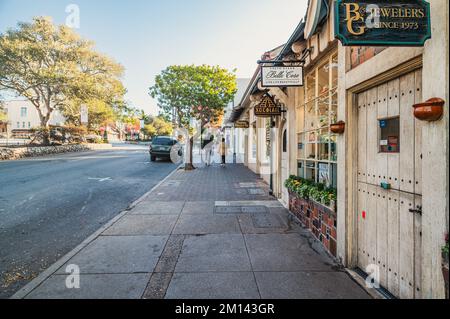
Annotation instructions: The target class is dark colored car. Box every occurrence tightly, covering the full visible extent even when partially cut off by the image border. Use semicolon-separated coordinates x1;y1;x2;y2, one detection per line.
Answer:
149;136;182;161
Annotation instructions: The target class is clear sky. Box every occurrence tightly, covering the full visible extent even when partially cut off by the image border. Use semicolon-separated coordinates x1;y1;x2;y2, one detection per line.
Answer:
0;0;307;115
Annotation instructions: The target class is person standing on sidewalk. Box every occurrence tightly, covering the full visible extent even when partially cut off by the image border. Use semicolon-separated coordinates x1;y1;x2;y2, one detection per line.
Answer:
219;137;226;167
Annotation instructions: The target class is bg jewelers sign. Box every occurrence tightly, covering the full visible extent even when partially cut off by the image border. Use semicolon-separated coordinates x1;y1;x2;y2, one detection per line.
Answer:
335;0;431;46
261;66;303;87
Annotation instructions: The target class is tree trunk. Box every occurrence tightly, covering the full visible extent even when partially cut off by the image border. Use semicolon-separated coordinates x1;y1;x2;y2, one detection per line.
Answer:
184;136;195;171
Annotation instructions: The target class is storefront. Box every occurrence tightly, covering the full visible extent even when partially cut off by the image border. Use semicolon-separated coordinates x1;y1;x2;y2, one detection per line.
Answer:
228;0;448;299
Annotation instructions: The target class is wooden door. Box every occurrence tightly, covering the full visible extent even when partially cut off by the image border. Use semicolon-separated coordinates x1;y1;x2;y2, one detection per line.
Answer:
356;70;423;299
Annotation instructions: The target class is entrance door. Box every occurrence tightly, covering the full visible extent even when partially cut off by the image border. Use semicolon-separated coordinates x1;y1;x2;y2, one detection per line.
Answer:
356;70;423;299
281;127;289;205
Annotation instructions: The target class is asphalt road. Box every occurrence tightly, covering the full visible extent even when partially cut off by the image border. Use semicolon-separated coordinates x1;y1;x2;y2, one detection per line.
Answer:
0;144;177;298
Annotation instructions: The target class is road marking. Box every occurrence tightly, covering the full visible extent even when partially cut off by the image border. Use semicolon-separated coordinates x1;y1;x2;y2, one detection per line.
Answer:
88;177;112;182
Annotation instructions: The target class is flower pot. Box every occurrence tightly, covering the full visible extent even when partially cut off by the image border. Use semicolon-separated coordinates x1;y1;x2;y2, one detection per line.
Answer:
413;98;445;121
330;121;345;134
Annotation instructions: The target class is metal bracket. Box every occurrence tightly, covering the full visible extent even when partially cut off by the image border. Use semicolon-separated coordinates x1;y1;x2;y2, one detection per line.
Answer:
409;206;423;215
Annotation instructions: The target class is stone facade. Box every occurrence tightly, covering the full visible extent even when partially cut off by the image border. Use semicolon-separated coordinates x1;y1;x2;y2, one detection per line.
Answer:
289;192;338;258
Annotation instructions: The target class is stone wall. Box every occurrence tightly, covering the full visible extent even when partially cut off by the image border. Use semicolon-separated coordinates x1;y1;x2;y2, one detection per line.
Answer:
289;191;338;258
0;144;112;161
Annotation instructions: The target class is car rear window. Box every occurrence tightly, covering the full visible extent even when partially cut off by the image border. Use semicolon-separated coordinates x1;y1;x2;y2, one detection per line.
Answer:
152;138;175;145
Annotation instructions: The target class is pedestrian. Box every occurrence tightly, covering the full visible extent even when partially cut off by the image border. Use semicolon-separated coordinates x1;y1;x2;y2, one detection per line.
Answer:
204;135;214;166
219;137;226;167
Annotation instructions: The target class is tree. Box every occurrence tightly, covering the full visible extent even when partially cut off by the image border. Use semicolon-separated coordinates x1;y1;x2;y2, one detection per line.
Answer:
149;65;236;170
142;116;173;139
0;17;125;144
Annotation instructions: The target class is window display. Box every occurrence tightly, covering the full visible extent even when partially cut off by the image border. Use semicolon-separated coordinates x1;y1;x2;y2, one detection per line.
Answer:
296;53;338;186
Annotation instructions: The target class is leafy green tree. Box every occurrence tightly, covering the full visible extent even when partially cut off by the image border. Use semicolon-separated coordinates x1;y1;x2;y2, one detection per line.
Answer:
149;65;236;169
0;17;126;144
142;116;173;139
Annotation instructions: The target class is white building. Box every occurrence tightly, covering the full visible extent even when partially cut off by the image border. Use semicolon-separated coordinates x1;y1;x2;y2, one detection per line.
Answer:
1;100;65;138
224;78;251;163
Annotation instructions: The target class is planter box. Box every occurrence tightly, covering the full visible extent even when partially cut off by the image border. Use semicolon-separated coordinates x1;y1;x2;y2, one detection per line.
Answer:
289;191;338;257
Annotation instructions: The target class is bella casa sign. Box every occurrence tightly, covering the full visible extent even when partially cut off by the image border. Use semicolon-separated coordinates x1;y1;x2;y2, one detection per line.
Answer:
261;66;303;87
335;0;431;46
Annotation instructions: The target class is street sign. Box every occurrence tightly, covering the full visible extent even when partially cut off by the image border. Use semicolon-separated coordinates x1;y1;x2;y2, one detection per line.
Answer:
335;0;431;46
261;66;304;87
254;95;281;117
80;105;88;124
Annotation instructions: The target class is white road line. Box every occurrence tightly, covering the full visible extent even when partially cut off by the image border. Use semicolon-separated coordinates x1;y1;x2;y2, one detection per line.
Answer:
87;177;112;182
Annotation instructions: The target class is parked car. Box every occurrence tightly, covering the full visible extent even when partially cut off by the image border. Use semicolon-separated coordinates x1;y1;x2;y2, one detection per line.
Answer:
149;136;182;162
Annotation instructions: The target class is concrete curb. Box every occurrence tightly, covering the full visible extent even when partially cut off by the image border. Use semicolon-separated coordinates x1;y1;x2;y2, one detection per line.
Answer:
10;164;182;299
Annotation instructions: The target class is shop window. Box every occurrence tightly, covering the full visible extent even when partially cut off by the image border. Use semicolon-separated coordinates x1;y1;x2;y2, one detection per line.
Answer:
298;161;305;179
296;53;338;186
379;117;400;153
305;161;316;181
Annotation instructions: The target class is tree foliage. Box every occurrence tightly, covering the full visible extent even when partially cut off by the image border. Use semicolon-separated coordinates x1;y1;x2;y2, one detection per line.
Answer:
149;65;236;169
149;65;237;129
0;17;126;143
142;116;173;138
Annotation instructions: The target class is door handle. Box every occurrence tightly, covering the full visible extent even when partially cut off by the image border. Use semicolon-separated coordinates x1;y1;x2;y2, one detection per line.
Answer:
409;206;422;215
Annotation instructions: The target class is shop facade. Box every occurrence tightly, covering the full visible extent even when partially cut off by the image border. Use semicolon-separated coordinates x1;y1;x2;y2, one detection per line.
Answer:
228;0;448;299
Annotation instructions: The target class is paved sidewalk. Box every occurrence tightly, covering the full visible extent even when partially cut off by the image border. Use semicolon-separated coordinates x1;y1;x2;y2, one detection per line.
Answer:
13;164;370;299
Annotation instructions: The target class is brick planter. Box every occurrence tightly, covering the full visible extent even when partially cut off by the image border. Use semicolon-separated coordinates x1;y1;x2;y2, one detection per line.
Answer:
289;191;337;257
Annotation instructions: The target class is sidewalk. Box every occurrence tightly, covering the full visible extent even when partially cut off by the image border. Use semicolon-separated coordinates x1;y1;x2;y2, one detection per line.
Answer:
13;164;370;299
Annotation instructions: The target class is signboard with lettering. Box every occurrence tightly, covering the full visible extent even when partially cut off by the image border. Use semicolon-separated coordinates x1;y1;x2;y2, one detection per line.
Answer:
261;66;303;87
254;95;281;117
234;121;249;129
335;0;431;46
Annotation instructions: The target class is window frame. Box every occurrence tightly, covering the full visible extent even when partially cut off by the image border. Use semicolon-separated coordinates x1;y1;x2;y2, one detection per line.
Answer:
296;52;338;186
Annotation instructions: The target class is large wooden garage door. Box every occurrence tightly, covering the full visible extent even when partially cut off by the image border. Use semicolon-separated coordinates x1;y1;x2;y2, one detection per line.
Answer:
356;69;423;299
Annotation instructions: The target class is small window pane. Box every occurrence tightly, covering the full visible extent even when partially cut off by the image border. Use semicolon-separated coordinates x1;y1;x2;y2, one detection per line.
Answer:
331;163;338;188
305;73;316;103
318;162;330;185
379;117;400;153
298;161;305;179
305;161;316;182
318;62;330;97
318;129;330;161
330;134;338;162
306;131;317;159
297;133;305;159
305;100;317;130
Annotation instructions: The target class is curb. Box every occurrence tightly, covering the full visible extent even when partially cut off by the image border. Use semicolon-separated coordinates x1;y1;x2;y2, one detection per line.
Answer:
10;164;182;299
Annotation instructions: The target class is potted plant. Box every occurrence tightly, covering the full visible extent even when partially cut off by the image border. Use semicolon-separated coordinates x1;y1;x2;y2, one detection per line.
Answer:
330;121;346;134
413;98;445;121
443;233;449;299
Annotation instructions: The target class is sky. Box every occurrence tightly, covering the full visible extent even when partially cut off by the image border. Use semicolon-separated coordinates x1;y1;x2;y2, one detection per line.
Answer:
0;0;308;115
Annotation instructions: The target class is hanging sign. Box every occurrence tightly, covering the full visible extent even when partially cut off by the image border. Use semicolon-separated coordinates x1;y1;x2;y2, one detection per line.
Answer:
234;121;249;129
254;95;281;117
261;66;304;87
335;0;431;46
